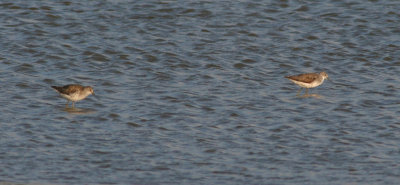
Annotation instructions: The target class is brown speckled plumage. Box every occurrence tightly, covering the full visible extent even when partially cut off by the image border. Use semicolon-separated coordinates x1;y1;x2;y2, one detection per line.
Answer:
285;73;320;83
52;84;94;107
285;72;328;94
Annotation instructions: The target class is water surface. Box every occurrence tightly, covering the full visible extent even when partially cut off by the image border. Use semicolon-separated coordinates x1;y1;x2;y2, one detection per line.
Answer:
0;0;399;184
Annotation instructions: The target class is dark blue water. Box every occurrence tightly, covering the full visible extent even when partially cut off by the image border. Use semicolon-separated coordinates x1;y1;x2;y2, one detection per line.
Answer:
1;0;399;184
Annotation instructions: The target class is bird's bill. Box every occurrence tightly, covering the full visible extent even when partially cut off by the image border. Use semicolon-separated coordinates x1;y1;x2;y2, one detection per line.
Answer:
326;77;332;82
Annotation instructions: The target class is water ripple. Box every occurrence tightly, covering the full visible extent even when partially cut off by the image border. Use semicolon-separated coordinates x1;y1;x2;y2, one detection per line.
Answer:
1;0;400;184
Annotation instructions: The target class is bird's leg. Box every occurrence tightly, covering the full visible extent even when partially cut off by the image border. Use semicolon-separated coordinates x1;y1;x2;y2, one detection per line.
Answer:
297;88;303;95
72;102;75;108
65;100;69;107
305;88;309;94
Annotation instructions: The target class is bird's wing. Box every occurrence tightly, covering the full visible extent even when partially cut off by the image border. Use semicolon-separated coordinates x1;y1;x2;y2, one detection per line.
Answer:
59;85;83;95
286;73;318;83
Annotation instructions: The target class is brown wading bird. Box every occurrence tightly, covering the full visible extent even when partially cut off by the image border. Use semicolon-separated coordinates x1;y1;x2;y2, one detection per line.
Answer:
285;72;328;95
52;84;94;107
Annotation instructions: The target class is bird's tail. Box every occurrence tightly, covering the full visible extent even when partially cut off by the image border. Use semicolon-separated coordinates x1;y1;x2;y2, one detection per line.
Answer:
51;86;61;92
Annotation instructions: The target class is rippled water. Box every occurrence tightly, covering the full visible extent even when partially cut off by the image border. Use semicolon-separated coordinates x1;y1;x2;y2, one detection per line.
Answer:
1;0;399;184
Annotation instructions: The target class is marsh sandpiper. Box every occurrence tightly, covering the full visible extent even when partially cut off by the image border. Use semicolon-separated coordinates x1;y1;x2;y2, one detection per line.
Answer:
285;71;328;94
52;84;94;107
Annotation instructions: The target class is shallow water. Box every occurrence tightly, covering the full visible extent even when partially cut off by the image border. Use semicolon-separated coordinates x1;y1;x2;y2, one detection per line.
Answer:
1;0;399;184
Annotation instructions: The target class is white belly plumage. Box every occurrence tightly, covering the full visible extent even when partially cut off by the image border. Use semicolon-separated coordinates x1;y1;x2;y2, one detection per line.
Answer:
60;93;87;102
289;79;322;88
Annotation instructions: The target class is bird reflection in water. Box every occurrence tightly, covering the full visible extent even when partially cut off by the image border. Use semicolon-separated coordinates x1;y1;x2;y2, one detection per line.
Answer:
63;107;96;114
297;93;322;99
